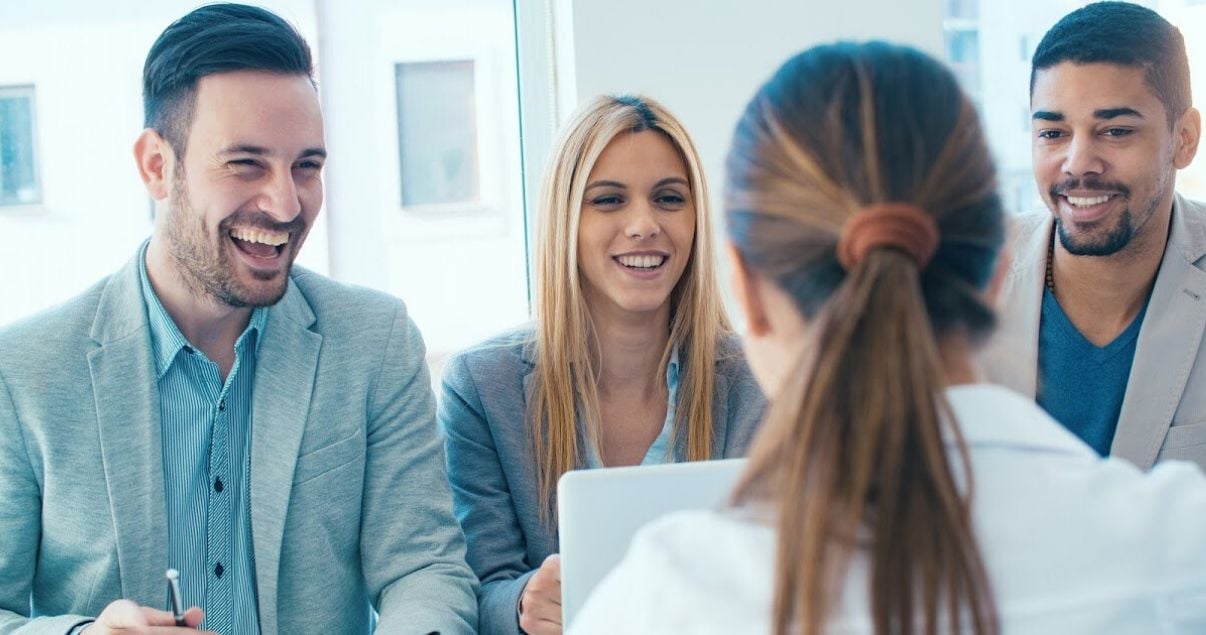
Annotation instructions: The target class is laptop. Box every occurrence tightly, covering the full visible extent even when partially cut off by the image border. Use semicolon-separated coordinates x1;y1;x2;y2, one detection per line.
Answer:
557;458;748;627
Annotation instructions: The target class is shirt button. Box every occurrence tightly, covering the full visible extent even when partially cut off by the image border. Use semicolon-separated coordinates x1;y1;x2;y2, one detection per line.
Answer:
214;562;224;578
183;346;194;355
218;399;226;412
214;477;224;493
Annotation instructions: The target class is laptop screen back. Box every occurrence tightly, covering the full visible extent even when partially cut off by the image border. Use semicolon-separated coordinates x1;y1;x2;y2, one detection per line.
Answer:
556;458;747;627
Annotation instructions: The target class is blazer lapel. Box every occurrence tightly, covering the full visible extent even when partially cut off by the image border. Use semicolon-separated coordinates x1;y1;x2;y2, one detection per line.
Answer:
1112;195;1206;469
249;279;321;634
87;255;168;604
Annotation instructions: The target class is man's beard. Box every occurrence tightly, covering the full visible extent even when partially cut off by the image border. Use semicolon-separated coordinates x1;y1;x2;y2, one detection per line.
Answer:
1055;210;1135;257
163;175;304;308
1050;177;1158;257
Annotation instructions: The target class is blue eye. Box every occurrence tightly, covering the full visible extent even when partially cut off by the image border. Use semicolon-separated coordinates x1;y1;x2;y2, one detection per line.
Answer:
592;195;623;206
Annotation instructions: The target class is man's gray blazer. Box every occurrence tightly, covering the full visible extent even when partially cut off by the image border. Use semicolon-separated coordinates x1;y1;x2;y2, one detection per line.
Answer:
438;328;766;635
0;253;477;634
981;193;1206;472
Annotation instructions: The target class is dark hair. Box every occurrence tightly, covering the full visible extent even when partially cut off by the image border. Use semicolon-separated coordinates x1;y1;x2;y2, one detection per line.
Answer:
728;41;1002;635
142;3;314;157
1031;1;1191;126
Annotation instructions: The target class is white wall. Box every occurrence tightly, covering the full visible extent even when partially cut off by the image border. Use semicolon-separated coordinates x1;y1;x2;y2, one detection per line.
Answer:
562;0;945;204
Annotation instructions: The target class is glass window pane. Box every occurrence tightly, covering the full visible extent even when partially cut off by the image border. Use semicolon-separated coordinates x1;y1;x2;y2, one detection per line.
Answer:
945;29;979;65
0;86;39;206
395;60;480;208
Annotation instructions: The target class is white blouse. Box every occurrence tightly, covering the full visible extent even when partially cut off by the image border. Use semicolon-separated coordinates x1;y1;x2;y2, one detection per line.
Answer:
571;384;1206;634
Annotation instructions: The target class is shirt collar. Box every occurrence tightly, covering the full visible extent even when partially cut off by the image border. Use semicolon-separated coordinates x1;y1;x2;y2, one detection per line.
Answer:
138;240;268;378
944;383;1095;458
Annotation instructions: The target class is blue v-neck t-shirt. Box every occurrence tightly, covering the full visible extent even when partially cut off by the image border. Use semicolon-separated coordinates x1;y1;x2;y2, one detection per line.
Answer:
1037;286;1148;456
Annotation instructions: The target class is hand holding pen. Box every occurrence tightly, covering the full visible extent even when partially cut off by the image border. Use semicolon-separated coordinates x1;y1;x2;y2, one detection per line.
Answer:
78;570;211;634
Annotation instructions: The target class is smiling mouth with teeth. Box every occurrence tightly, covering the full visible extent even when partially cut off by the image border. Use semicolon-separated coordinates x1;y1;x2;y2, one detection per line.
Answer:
1064;194;1115;207
229;226;290;259
615;254;668;270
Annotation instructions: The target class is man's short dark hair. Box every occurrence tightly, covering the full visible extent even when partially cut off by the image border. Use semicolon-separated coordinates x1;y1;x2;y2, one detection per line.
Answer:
143;3;314;157
1030;1;1191;126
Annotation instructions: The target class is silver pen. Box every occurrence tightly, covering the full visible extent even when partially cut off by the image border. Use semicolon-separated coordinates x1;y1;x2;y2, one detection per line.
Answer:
165;568;187;627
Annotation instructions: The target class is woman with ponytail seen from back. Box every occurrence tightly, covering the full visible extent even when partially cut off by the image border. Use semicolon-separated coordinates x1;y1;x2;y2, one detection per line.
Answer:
572;42;1206;634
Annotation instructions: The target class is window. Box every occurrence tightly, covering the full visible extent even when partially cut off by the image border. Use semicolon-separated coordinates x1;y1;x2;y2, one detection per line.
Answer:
395;60;480;209
0;85;39;206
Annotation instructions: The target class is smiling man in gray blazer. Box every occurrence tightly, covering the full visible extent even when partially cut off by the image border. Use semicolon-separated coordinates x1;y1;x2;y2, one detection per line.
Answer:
981;3;1206;471
0;5;475;634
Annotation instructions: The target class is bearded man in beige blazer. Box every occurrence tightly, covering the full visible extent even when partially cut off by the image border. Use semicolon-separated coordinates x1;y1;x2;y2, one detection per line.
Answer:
981;2;1206;471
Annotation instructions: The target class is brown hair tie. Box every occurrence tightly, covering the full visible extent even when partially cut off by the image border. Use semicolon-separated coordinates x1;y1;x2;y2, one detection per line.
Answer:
836;203;940;271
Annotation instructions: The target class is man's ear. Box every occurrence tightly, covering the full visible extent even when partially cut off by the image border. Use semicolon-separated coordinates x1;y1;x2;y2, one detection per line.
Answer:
133;128;172;200
1174;107;1201;170
726;243;771;336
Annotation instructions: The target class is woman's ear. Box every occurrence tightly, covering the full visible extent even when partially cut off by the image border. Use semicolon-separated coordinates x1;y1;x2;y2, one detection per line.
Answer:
726;243;771;336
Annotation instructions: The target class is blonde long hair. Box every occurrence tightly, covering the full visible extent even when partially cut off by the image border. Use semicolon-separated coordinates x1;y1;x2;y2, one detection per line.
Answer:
728;43;1002;635
530;95;731;523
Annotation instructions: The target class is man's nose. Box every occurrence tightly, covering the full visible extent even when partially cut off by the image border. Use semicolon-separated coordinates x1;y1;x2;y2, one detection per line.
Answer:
259;171;302;221
1062;134;1106;178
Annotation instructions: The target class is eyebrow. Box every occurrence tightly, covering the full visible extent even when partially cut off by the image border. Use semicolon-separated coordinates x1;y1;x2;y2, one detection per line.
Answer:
1094;107;1143;120
584;176;689;191
1032;107;1145;122
653;177;689;189
585;180;626;191
219;144;327;159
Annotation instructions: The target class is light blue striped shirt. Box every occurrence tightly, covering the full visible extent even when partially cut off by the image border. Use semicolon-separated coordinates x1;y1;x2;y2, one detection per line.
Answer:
139;244;264;634
586;348;679;468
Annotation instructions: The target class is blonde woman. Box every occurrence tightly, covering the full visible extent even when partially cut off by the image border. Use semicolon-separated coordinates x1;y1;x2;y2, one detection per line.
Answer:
439;95;765;635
